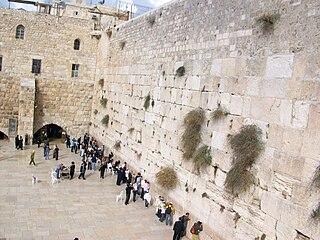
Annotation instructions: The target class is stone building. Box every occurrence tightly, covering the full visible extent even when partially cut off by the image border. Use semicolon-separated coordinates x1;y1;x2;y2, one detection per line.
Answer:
1;0;320;239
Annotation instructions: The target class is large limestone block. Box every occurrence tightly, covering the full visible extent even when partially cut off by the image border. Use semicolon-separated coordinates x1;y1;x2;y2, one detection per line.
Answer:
265;54;294;79
268;124;284;149
301;130;320;159
276;221;297;240
262;215;277;239
210;59;222;77
281;127;303;156
292;101;309;128
229;95;243;116
221;58;236;77
260;78;287;98
261;191;282;220
307;104;320;130
185;76;201;90
272;151;305;180
211;131;227;151
279;100;292;127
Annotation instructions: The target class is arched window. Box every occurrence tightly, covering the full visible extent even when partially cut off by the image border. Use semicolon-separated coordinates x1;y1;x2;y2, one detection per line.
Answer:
16;25;25;39
74;39;80;50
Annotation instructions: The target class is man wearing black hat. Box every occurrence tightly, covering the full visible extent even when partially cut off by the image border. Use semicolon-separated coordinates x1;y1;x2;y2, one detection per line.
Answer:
172;217;184;240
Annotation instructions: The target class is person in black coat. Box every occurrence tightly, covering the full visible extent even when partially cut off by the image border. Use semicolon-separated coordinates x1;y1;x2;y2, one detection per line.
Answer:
99;162;106;179
15;135;19;149
172;217;184;240
18;136;23;150
69;161;75;180
116;167;125;185
125;183;133;205
78;161;87;180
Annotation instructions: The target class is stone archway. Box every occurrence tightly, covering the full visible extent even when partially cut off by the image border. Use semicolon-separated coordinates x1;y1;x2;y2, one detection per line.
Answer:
0;131;9;140
33;123;65;143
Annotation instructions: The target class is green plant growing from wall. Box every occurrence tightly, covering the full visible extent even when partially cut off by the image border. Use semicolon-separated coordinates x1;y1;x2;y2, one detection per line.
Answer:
156;167;178;190
311;202;320;221
224;124;264;195
311;164;320;188
192;145;212;174
98;79;104;88
147;15;156;26
176;66;186;77
181;108;205;160
119;41;126;50
106;29;112;38
100;98;107;108
128;127;134;134
114;140;121;150
256;12;280;33
94;109;98;115
144;93;151;110
211;104;229;121
101;114;109;127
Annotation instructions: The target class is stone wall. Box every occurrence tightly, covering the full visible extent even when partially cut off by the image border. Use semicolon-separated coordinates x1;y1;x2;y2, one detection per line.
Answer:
0;9;98;138
90;0;320;239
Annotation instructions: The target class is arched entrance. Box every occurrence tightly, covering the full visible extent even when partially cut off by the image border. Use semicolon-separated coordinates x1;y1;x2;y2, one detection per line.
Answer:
34;124;64;143
0;131;9;140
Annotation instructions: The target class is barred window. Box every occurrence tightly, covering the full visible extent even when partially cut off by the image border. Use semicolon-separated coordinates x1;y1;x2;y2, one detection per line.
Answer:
74;39;80;50
71;64;79;77
32;59;41;74
16;25;25;39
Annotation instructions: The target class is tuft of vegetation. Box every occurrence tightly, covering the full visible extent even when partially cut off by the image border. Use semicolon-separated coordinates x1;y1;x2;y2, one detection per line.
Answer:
128;127;134;134
201;192;209;198
181;108;205;160
192;145;212;174
98;79;104;88
257;12;280;33
144;93;151;110
94;109;98;115
114;140;121;150
106;29;112;38
156;167;178;190
147;15;156;26
211;104;229;121
224;125;264;195
176;66;186;77
101;115;109;127
100;98;107;108
311;202;320;221
311;164;320;188
233;212;241;224
119;41;126;50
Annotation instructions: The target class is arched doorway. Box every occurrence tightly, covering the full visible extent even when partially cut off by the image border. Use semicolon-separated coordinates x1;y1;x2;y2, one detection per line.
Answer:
0;131;9;140
34;124;64;143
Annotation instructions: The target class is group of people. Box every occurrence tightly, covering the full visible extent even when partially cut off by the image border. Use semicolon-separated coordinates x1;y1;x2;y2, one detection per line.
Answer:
27;132;205;239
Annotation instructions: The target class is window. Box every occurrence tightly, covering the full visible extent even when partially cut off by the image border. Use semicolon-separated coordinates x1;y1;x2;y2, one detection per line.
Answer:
74;39;80;50
32;59;41;74
72;64;79;77
0;56;2;71
16;25;25;39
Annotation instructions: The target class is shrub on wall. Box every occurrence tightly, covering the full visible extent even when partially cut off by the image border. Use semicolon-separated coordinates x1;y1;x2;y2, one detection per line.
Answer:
101;114;109;127
119;41;126;50
192;145;212;174
312;164;320;188
311;202;320;221
181;108;205;160
114;140;121;150
176;66;185;77
156;167;178;190
100;98;107;108
128;127;134;134
224;125;264;195
211;104;229;121
94;109;98;115
147;15;156;26
98;79;104;88
256;12;280;33
144;93;151;110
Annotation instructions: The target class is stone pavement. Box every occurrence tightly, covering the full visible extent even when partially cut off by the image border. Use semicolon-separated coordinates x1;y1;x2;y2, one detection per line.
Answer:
0;140;174;240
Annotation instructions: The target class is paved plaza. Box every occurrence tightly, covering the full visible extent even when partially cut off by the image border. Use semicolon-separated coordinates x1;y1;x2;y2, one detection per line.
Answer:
0;140;174;240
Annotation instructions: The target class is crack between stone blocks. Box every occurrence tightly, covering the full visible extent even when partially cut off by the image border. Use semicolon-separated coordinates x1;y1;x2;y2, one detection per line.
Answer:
275;220;278;240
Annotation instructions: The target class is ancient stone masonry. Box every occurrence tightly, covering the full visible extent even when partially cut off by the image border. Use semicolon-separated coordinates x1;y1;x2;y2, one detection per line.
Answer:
90;0;320;239
1;0;320;239
0;9;98;138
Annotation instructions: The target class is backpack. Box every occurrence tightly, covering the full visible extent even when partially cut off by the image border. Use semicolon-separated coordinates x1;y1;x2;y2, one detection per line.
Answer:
190;225;195;234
